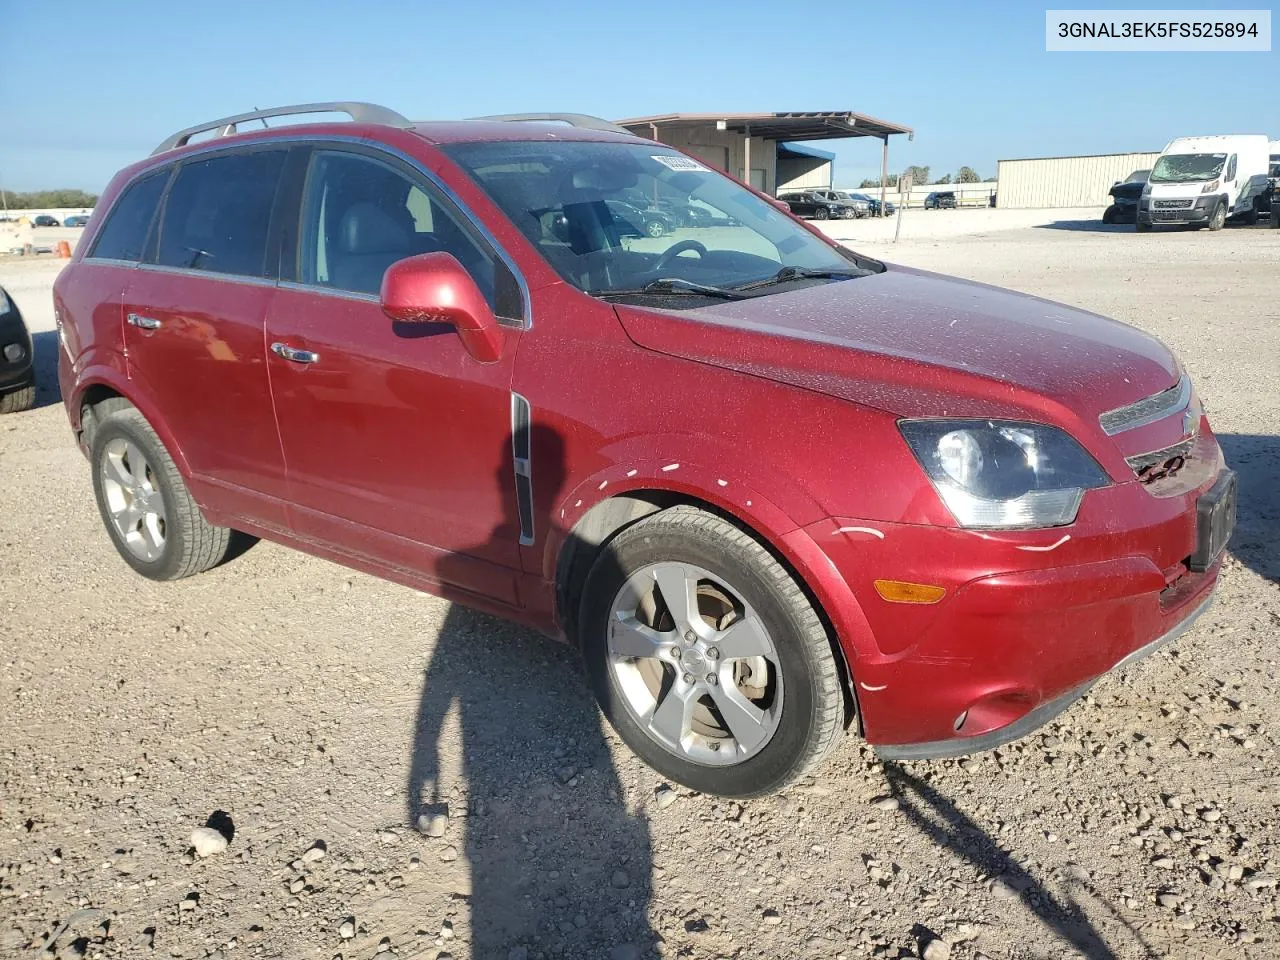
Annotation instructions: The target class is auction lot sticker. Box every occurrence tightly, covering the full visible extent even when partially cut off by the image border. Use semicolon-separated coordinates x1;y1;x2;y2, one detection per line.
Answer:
1046;9;1271;50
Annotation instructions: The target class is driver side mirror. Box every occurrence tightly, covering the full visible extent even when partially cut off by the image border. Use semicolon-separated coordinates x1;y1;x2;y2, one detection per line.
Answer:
380;253;504;363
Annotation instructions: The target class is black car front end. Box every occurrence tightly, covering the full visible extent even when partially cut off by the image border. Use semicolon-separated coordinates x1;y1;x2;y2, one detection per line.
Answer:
0;287;35;401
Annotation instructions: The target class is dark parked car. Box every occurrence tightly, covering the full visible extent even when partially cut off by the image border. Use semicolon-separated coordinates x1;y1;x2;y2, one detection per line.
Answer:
0;285;36;414
32;214;61;227
604;199;679;238
56;102;1233;797
806;189;872;218
923;191;956;210
1102;171;1150;225
845;191;895;216
779;190;860;220
63;214;92;228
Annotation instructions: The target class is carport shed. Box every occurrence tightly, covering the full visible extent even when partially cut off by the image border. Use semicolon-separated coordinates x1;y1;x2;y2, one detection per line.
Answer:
617;111;913;212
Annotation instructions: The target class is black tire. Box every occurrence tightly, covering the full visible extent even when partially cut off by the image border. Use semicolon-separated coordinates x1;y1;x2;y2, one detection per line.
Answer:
0;383;35;414
90;404;232;580
1102;206;1115;225
645;219;666;238
1207;201;1226;231
579;505;844;797
813;207;830;221
1136;221;1152;232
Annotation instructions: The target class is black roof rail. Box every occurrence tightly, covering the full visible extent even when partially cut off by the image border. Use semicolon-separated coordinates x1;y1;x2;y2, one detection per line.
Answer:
151;101;413;155
469;113;635;137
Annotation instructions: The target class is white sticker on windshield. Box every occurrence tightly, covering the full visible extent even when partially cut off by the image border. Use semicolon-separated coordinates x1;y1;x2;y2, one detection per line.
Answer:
651;154;708;172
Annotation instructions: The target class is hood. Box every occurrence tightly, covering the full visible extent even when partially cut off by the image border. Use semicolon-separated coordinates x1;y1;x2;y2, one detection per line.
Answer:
614;266;1178;430
1110;181;1144;201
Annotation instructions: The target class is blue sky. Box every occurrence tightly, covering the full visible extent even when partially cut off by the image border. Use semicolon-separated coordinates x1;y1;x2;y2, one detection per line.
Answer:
1;0;1273;193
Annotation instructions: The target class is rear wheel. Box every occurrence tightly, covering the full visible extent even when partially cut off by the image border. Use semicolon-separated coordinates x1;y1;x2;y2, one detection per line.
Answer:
580;506;844;797
645;219;667;238
813;207;829;221
0;383;35;414
90;405;233;580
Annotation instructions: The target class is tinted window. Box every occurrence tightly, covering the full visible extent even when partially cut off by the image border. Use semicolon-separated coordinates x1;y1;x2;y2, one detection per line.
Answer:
156;150;287;276
299;150;499;308
89;170;167;262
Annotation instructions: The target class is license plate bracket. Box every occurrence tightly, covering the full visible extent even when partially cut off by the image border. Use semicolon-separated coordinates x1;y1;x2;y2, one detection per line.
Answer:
1190;470;1237;572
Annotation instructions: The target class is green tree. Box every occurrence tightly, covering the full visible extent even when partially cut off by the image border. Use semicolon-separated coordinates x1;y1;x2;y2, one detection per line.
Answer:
936;174;953;185
903;165;930;187
956;166;981;183
2;189;99;209
859;174;898;189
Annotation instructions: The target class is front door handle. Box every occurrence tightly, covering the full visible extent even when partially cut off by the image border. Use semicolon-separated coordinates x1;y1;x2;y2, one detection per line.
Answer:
127;313;161;330
271;342;320;364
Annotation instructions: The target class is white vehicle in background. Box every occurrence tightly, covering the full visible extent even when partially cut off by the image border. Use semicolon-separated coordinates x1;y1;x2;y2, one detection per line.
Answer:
1137;134;1271;232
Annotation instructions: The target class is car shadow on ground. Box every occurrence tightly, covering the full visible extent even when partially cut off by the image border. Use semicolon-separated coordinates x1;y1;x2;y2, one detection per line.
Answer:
406;426;655;957
1219;433;1280;583
1033;220;1136;233
30;330;62;409
884;763;1158;959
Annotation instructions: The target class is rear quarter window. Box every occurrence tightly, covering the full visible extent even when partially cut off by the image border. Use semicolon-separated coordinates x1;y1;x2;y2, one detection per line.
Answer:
156;150;288;277
88;170;168;262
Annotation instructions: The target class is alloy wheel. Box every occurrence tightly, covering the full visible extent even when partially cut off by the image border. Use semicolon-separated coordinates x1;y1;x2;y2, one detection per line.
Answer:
99;437;167;561
607;562;784;766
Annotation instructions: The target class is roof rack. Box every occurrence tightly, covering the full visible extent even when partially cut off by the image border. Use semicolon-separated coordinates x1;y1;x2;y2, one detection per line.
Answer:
151;101;413;155
469;113;635;137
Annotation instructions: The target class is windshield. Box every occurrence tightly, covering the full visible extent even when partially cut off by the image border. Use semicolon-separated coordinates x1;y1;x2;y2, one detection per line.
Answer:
443;140;868;298
1150;153;1226;183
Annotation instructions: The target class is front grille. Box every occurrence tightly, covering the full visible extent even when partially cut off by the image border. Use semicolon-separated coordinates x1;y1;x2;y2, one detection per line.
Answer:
1151;208;1195;221
1153;199;1195;209
1099;375;1191;435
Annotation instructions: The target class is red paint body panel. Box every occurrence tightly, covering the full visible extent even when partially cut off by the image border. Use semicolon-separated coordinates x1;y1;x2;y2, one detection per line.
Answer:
57;118;1231;756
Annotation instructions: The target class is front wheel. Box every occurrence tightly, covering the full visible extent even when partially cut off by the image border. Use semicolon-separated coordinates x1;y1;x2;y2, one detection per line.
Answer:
1207;202;1226;231
580;506;845;797
0;383;35;414
645;219;667;238
813;207;829;221
1136;221;1152;232
90;405;233;580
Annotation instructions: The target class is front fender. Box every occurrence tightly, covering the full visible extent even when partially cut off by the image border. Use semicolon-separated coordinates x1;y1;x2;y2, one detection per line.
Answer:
541;438;880;677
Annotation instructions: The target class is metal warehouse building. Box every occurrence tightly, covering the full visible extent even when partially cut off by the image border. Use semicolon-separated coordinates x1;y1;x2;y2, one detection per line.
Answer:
996;151;1160;208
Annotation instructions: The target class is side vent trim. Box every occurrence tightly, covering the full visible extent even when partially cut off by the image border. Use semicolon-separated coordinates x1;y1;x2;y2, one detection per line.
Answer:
511;392;535;546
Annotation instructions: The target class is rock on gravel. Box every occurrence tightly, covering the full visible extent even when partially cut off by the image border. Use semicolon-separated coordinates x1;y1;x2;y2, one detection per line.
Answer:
418;812;449;837
339;918;356;939
190;826;229;857
654;785;677;809
922;939;951;960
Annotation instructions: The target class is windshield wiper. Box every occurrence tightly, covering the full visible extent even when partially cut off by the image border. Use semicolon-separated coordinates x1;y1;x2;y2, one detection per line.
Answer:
733;265;864;292
590;277;748;300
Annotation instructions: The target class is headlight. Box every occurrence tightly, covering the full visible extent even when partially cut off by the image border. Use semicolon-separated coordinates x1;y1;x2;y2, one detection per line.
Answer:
1200;180;1220;193
899;420;1108;528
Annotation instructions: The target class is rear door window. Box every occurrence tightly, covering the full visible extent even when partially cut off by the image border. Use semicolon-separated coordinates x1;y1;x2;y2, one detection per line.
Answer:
89;170;168;262
156;150;287;277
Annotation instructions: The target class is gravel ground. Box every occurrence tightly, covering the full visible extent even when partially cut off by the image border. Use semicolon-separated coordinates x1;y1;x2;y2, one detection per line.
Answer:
2;220;1278;960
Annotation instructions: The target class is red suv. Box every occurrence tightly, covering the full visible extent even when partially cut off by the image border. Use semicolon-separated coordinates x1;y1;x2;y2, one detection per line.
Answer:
55;103;1235;797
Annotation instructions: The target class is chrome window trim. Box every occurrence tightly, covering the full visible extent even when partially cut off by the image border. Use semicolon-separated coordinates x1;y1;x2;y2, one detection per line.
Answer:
80;256;143;268
1098;374;1192;436
278;279;378;304
112;133;533;329
132;262;278;288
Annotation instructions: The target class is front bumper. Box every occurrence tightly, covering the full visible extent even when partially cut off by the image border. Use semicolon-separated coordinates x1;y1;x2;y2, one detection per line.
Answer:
802;459;1228;756
0;314;34;392
1138;195;1218;225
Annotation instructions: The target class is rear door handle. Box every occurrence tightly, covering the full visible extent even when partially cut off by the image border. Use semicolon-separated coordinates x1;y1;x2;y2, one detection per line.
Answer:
271;342;320;364
127;313;161;330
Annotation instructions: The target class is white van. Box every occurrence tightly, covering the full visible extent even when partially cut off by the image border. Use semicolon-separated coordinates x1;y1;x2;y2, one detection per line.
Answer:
1138;134;1270;231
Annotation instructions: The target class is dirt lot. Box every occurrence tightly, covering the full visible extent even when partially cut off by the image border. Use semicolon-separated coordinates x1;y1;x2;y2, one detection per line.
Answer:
2;219;1278;960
